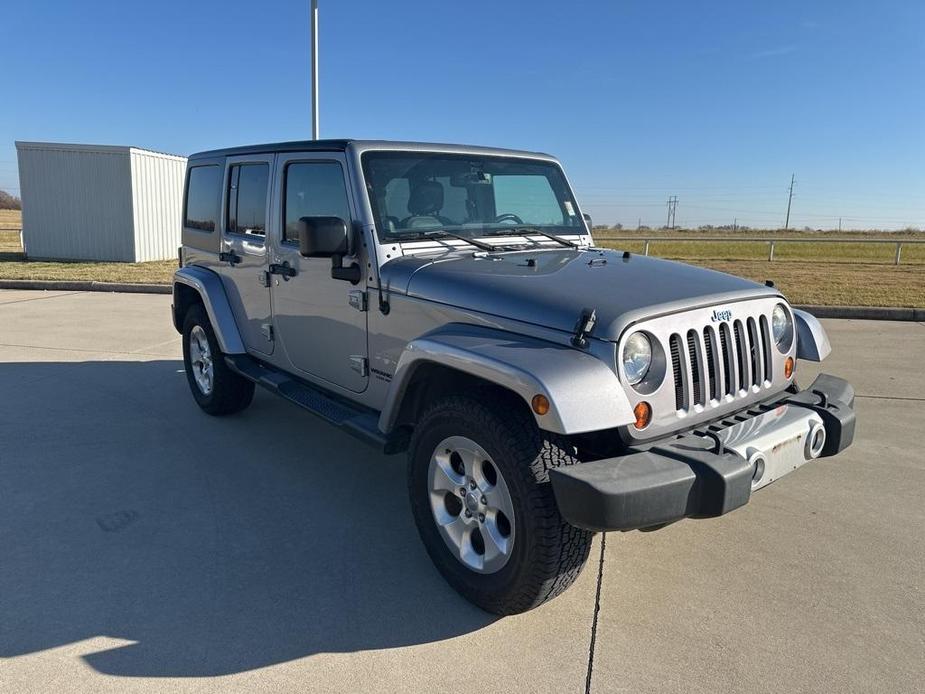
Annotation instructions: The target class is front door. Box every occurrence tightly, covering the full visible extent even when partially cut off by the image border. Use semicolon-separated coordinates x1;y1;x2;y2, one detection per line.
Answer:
218;154;274;355
269;153;368;393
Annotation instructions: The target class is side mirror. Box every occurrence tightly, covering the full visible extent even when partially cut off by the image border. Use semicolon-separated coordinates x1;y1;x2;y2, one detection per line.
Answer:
583;213;593;233
298;216;349;258
297;215;362;284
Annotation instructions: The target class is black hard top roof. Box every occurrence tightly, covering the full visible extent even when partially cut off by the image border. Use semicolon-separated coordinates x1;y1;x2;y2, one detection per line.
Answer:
186;139;551;161
188;139;352;160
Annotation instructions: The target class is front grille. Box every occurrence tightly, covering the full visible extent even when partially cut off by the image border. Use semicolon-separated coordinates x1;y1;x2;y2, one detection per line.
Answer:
669;311;773;413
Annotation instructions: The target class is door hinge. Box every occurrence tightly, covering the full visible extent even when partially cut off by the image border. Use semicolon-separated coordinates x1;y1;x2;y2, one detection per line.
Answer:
349;356;368;377
348;290;368;312
261;323;274;342
258;270;271;287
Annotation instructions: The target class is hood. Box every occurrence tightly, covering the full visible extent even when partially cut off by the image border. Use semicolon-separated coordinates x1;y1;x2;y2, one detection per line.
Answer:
382;248;779;341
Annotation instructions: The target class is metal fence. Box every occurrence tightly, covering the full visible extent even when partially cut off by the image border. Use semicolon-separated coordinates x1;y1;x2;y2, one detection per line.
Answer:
597;236;925;265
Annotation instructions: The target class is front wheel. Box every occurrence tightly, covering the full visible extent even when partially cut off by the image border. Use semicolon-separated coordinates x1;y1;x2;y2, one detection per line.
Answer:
407;395;592;614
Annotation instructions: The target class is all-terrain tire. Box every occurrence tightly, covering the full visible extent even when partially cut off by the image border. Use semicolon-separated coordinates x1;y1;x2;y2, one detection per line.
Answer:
407;395;593;614
182;304;255;416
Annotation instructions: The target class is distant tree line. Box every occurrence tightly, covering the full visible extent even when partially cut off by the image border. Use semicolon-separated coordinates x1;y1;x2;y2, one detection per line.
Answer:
0;190;21;210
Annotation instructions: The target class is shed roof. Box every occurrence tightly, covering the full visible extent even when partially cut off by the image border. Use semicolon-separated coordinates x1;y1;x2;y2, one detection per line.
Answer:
15;141;186;161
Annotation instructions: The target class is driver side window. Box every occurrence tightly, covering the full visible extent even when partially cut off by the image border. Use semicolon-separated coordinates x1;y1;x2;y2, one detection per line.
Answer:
283;162;351;243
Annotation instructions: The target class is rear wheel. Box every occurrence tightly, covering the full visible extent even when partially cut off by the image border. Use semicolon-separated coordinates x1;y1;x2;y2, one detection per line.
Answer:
408;395;592;614
182;304;254;416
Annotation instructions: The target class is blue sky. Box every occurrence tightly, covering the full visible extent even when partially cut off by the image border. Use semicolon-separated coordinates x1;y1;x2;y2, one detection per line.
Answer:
1;0;922;229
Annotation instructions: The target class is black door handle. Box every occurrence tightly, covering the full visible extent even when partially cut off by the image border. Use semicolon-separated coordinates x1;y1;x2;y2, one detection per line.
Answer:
219;250;242;266
268;262;297;280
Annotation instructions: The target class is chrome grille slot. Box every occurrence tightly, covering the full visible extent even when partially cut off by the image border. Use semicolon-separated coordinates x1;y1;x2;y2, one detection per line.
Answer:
670;334;684;410
759;315;773;383
733;320;748;392
719;323;734;396
703;327;720;401
746;317;760;387
686;330;704;407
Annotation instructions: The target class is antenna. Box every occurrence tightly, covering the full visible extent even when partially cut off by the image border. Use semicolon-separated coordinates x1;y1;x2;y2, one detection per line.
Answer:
310;0;319;140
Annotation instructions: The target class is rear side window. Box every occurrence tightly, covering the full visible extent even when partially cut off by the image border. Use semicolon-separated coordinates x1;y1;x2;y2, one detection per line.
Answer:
227;163;269;236
184;165;222;232
283;162;351;242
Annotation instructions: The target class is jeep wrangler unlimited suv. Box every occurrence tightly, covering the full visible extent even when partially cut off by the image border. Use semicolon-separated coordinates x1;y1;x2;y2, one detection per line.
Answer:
173;140;855;614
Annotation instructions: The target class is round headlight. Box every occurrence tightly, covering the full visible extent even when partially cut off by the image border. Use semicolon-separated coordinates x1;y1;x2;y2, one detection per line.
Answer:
622;332;652;386
772;303;794;351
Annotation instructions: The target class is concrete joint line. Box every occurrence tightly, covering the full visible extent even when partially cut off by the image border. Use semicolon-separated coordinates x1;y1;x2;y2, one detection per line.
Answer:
585;532;607;694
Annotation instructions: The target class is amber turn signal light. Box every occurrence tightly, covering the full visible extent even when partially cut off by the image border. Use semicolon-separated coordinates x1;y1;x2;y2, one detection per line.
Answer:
633;401;652;429
531;394;550;416
784;357;794;379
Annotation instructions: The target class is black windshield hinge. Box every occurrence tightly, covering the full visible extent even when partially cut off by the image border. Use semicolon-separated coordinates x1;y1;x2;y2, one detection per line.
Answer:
571;307;597;348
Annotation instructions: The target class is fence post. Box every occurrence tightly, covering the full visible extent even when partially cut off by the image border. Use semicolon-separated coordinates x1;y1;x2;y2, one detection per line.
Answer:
895;243;903;265
643;240;650;256
768;241;775;261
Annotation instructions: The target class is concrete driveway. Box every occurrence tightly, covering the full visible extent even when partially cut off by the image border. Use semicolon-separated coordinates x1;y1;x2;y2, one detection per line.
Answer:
0;290;922;693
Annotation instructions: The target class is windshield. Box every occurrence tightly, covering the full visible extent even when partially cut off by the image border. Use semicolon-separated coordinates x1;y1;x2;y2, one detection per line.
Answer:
362;152;584;240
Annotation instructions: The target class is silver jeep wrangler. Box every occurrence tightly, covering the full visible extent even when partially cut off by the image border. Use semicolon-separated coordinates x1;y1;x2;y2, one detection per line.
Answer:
173;140;856;614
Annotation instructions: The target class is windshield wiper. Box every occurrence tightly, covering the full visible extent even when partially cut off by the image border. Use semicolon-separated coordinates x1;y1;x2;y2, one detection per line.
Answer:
423;230;501;252
488;226;581;249
392;228;503;253
400;229;507;253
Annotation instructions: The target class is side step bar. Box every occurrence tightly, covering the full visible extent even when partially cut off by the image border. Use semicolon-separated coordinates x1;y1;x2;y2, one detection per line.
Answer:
225;354;405;453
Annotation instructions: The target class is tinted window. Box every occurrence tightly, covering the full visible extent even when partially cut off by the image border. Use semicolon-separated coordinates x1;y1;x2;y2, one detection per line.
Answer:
184;165;222;232
362;152;581;238
284;162;350;242
493;175;564;225
227;163;269;236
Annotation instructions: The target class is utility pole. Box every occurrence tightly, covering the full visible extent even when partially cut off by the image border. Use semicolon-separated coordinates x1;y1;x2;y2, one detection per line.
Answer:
784;173;795;230
666;195;678;229
838;217;842;232
310;0;319;140
733;217;737;232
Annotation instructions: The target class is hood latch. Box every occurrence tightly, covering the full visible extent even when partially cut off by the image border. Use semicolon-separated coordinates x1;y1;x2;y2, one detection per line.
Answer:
571;308;597;348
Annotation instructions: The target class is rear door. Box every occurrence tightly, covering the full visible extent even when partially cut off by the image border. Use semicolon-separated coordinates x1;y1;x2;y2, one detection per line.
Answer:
269;153;368;393
218;154;274;355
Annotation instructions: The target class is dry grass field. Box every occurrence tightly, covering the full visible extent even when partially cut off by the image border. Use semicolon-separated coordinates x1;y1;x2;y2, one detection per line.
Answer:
1;209;922;305
0;212;175;284
595;228;925;307
0;208;22;231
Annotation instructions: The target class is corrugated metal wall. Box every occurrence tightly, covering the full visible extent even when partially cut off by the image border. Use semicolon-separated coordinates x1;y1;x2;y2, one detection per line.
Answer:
17;143;136;261
130;149;187;262
16;142;188;262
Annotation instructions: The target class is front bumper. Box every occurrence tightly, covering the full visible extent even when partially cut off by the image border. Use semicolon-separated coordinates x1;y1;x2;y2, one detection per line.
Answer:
549;374;856;532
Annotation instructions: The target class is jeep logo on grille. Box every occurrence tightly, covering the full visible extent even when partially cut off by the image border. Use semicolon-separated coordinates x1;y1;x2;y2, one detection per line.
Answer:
711;308;732;322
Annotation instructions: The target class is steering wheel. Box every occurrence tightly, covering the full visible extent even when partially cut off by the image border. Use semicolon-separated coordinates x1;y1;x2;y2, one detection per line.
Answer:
493;213;524;225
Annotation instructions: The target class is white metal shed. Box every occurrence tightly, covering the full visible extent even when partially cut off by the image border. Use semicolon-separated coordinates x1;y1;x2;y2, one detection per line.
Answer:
15;141;187;262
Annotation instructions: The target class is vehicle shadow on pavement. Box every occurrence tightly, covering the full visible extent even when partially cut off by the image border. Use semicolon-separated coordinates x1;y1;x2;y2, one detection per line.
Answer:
0;359;496;677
